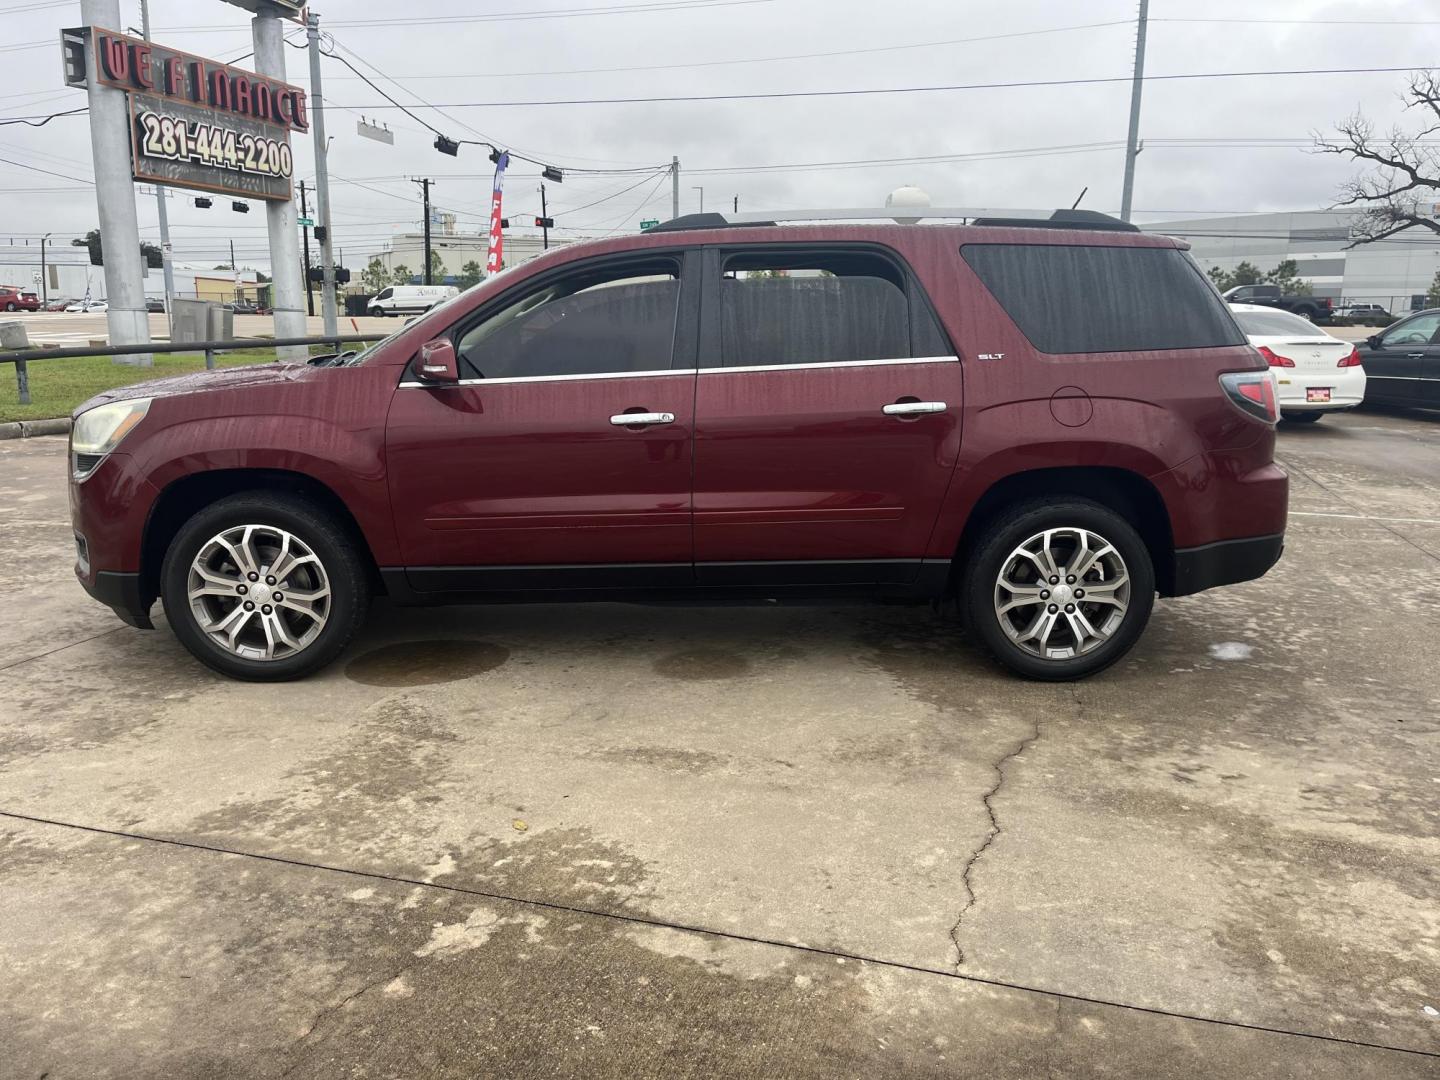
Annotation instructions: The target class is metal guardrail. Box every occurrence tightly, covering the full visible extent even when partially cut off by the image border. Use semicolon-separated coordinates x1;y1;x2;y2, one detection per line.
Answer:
0;333;386;407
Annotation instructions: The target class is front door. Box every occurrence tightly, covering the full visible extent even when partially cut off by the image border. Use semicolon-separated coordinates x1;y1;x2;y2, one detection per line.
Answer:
385;251;700;591
1362;311;1440;406
691;245;962;586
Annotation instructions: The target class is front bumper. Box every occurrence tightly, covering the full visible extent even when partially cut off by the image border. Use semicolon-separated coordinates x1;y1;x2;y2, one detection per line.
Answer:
1170;533;1284;597
77;568;154;629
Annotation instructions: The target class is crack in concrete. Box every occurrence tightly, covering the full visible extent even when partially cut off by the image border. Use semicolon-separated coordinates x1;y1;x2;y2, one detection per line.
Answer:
949;685;1086;970
280;960;422;1073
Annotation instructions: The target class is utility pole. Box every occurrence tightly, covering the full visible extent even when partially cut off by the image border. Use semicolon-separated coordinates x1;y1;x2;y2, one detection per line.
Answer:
140;0;175;334
40;233;50;306
81;0;150;364
307;10;338;335
733;194;738;213
692;186;704;214
1119;0;1150;223
230;238;238;302
671;156;680;220
539;183;549;250
419;178;433;284
253;4;306;358
299;180;314;316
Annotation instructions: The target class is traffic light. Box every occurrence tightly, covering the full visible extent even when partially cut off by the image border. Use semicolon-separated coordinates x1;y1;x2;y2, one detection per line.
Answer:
542;166;564;183
232;201;249;213
434;135;459;157
194;197;212;209
335;266;351;284
313;226;327;243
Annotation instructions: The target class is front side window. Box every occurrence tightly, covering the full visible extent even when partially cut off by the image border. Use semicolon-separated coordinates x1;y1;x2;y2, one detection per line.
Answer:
718;249;947;368
962;243;1247;354
375;287;393;301
454;257;680;380
1382;313;1440;347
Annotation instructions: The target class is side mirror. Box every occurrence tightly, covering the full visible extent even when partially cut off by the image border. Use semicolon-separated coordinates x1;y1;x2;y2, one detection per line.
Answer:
416;338;459;383
1366;334;1381;350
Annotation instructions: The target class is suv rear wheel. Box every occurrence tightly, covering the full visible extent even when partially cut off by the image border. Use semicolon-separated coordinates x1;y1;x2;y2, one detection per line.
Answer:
963;498;1155;681
160;492;370;681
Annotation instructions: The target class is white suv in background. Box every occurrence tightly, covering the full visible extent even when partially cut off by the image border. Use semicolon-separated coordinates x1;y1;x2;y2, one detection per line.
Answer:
366;284;459;317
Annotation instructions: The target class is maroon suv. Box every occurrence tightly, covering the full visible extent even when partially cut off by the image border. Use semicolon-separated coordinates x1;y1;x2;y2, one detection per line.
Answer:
70;210;1286;681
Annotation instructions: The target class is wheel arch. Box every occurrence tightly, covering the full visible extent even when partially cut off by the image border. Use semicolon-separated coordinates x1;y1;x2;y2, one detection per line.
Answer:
140;468;382;607
950;466;1176;596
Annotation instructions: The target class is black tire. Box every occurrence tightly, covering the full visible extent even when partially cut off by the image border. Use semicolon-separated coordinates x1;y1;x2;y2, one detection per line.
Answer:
3;303;15;312
369;306;385;318
161;491;370;681
962;498;1155;681
1282;411;1323;423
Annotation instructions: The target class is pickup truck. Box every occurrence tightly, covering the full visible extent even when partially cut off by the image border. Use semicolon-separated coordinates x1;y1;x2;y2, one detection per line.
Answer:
1222;284;1332;322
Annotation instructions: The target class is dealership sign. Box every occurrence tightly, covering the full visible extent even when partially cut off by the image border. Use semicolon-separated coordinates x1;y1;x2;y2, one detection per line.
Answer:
70;27;307;201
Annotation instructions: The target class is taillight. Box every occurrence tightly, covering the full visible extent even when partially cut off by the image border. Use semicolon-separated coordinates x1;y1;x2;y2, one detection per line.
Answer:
1257;345;1294;368
1337;346;1362;368
1220;372;1277;424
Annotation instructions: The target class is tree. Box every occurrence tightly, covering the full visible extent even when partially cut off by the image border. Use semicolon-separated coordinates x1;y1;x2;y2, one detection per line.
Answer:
391;264;412;286
1316;71;1440;245
361;257;389;293
1263;259;1312;296
428;250;445;282
72;228;163;268
1205;260;1264;292
1427;269;1440;306
457;260;483;290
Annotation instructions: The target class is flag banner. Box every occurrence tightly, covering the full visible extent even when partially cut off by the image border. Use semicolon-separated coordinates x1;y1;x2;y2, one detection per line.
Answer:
486;152;510;275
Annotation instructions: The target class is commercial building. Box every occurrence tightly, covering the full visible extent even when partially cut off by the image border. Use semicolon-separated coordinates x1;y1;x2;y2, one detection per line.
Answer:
0;240;101;305
369;224;574;285
1143;210;1440;313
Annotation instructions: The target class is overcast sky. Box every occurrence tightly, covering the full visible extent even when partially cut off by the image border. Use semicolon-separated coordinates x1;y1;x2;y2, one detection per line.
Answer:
2;0;1438;272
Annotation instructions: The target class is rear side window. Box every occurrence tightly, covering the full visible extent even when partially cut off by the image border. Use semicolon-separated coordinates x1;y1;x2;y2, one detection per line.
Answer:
1232;310;1321;337
961;243;1246;354
719;249;949;367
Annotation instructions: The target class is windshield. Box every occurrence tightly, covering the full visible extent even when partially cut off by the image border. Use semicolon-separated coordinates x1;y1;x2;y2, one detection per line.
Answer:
1232;309;1322;337
339;278;489;366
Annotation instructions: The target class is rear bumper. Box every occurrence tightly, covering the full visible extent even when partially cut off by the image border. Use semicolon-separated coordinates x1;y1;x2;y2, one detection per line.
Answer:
1169;533;1284;597
77;568;154;629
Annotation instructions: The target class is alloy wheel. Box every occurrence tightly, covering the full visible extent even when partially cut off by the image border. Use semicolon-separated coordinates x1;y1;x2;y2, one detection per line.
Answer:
187;524;331;661
993;527;1130;661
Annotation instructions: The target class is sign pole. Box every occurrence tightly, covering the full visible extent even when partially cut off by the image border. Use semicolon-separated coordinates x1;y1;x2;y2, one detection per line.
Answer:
300;179;314;316
252;9;307;357
139;0;175;334
81;0;151;364
307;10;338;336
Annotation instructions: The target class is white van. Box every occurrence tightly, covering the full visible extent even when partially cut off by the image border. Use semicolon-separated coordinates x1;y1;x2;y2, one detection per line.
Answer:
366;284;459;317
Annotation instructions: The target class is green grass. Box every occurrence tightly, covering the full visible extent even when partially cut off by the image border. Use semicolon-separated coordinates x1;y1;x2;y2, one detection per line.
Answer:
0;348;326;423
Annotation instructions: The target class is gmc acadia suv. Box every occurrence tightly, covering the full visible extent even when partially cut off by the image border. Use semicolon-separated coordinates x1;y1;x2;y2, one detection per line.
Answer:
69;209;1287;681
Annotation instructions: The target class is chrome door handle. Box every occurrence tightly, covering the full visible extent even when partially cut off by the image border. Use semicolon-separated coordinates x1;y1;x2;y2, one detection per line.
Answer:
1407;352;1425;359
610;411;675;427
883;401;947;417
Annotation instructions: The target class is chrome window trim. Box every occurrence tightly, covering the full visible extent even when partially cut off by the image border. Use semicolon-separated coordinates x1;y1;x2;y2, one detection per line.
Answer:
397;354;960;389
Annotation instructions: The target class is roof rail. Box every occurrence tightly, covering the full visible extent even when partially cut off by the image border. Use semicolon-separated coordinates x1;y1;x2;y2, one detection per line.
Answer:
645;208;1139;233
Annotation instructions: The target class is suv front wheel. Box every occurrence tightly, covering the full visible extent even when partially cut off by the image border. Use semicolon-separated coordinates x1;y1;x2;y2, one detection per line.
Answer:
963;499;1155;681
160;492;370;681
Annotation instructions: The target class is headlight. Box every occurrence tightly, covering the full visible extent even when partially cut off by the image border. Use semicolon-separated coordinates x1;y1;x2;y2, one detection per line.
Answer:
71;398;151;479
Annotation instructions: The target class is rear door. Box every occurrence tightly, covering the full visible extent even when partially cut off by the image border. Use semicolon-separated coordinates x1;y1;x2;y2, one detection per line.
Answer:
690;245;962;587
1362;312;1440;406
385;250;701;592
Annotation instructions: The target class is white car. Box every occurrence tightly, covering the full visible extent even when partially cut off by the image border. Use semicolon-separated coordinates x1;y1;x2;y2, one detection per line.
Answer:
1229;303;1365;423
64;299;108;313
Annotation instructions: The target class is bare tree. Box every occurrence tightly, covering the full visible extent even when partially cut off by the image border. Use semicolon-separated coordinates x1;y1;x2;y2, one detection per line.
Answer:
1315;71;1440;245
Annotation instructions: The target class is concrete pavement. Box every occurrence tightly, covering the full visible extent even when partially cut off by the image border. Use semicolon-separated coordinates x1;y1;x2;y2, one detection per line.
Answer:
0;410;1437;1077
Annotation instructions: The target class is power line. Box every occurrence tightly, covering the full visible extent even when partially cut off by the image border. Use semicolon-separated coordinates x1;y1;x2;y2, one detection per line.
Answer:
328;64;1440;110
318;20;1133;82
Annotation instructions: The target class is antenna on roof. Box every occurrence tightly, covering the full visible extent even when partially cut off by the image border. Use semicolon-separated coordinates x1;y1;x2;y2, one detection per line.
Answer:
1070;187;1089;210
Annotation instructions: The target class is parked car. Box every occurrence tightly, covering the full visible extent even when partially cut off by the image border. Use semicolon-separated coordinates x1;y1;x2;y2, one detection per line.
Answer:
146;298;166;313
0;285;41;312
1331;302;1392;324
1356;307;1440;410
46;298;73;312
64;299;107;313
69;209;1287;682
367;284;459;317
1229;304;1365;422
1222;283;1332;323
225;301;259;315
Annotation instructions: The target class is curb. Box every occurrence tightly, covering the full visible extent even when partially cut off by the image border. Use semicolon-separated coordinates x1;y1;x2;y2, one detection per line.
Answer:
0;417;71;440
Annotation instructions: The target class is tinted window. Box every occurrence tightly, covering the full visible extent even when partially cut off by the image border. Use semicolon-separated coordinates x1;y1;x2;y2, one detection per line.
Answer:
1232;310;1322;337
455;259;679;379
719;250;946;367
962;244;1246;353
375;288;392;300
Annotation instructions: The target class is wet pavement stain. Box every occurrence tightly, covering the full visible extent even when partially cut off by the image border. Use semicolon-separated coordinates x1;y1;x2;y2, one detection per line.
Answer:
345;640;511;687
653;648;751;680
